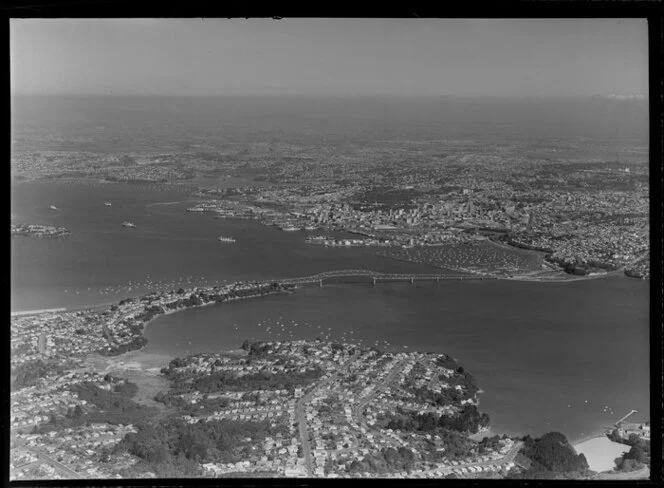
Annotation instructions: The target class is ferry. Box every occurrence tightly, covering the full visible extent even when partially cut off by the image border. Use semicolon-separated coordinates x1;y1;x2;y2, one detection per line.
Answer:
122;222;136;228
49;205;58;211
217;236;236;243
104;202;112;207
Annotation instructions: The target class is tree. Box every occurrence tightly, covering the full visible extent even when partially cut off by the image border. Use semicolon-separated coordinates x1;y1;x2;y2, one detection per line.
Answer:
627;433;643;446
623;445;647;464
617;458;644;472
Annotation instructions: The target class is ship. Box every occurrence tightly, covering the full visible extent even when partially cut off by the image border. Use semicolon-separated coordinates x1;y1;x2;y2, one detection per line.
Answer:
104;202;112;207
49;205;58;211
217;236;236;243
282;225;299;232
122;222;136;228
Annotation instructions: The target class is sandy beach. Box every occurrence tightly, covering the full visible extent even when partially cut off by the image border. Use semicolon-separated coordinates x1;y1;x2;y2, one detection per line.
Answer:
11;307;67;317
573;436;630;473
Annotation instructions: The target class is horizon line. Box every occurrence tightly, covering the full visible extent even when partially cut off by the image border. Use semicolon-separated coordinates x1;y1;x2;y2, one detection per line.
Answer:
10;93;649;100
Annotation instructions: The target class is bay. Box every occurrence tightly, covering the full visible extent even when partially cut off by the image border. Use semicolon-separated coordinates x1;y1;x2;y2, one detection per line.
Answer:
10;173;649;445
145;277;650;443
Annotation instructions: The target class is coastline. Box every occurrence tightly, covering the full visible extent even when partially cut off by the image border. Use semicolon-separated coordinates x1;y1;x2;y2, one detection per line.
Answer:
374;249;627;284
11;307;67;317
140;288;291;336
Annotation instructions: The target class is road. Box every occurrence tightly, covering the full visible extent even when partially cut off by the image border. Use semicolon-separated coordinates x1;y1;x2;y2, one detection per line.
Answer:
15;443;85;479
295;353;359;476
353;359;407;419
418;441;523;477
351;359;408;448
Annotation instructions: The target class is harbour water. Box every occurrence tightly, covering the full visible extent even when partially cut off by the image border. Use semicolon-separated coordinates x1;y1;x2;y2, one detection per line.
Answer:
10;180;650;444
10;180;444;311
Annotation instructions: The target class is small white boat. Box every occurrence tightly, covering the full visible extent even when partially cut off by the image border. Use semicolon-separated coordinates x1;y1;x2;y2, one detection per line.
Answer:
104;202;112;207
122;221;136;228
49;205;58;211
218;236;236;243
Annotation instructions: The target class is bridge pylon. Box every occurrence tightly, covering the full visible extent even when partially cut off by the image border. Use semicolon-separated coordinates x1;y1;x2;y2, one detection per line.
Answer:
410;277;414;284
319;279;323;287
372;278;376;286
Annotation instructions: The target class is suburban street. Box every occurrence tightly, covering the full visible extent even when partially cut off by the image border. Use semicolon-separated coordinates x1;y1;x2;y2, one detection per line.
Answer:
295;353;360;476
15;443;84;479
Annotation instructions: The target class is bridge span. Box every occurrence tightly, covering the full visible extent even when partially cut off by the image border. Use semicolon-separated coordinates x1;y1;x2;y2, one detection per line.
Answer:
279;269;495;287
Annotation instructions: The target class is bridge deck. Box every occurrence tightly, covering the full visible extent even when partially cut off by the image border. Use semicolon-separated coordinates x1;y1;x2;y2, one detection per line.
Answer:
279;270;493;285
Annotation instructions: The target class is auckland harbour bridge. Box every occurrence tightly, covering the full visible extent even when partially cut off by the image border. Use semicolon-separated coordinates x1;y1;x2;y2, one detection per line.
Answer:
278;269;496;287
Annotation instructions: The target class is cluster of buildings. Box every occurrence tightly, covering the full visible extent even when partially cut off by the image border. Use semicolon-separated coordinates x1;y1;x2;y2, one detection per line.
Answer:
11;223;70;238
305;235;395;247
11;151;192;183
11;281;291;370
616;421;650;441
625;255;650;279
159;340;509;478
11;311;109;366
10;369;140;480
185;176;648;278
11;268;523;480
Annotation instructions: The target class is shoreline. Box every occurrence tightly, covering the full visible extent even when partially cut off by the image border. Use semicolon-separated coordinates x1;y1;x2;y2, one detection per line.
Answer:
374;250;628;284
11;307;67;317
12;263;640;317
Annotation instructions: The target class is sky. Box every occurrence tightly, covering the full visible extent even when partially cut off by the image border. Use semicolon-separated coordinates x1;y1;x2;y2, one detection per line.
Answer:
10;18;649;97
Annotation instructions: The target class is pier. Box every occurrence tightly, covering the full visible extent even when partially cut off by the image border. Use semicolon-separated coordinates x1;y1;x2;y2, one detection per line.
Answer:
615;409;638;426
279;269;495;287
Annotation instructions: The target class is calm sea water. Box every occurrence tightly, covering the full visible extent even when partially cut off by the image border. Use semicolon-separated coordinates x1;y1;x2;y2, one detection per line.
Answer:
10;181;444;311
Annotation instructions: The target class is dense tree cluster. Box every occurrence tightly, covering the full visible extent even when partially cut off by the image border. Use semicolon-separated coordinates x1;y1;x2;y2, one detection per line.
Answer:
161;354;324;395
11;360;67;388
68;380;155;425
100;335;148;356
478;434;507;454
347;447;417;474
35;379;155;432
190;368;324;394
385;405;490;435
610;431;651;472
114;417;282;476
513;432;589;478
154;392;230;416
